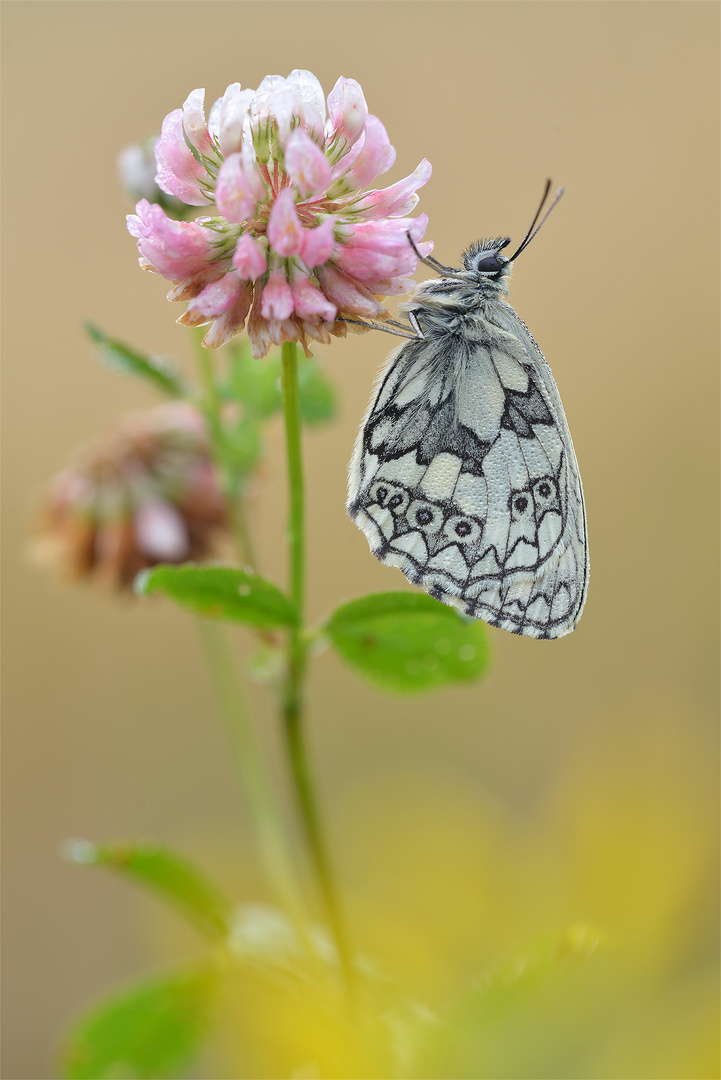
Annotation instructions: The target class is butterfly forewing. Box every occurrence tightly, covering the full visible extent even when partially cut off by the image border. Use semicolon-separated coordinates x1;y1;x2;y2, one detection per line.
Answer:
347;267;588;639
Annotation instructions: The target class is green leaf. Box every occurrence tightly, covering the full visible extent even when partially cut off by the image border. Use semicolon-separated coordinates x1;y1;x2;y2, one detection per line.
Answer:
136;563;298;627
86;324;187;398
222;415;263;478
60;966;215;1080
227;344;282;418
297;357;336;426
323;592;491;693
225;344;336;426
63;839;233;941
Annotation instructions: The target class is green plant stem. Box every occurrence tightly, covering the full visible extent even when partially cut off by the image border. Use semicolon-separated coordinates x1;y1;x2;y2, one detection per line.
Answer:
280;341;355;994
197;619;313;961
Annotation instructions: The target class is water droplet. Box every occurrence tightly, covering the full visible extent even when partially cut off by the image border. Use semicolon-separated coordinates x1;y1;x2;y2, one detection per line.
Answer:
238;583;251;597
458;643;476;661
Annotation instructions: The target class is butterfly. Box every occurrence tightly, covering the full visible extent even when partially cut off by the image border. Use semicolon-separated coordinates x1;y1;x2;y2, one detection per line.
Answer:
347;183;588;639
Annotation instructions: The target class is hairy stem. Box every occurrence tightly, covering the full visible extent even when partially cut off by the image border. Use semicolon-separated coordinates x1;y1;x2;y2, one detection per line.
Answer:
280;341;355;993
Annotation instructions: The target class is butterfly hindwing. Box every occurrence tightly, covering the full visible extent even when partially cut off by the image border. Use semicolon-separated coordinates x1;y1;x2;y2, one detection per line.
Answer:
347;298;588;639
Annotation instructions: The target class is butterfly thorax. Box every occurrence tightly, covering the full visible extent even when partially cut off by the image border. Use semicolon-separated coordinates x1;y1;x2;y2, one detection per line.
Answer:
400;264;512;339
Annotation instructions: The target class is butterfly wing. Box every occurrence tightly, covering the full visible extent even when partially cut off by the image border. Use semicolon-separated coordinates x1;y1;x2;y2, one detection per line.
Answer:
347;301;588;638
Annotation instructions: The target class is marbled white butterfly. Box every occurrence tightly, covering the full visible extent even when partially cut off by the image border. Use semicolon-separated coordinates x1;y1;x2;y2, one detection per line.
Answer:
347;183;588;638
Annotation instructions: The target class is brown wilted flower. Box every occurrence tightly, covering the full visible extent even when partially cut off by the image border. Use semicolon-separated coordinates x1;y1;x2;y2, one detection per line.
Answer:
35;403;227;590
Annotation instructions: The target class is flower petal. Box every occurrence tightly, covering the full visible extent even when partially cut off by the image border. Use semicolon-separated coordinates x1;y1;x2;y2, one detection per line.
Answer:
218;83;254;157
135;499;189;561
247;286;273;359
202;283;253;348
300;217;336;267
354;159;432;219
267;189;304;257
326;76;368;147
292;276;337;321
182;89;214;156
155;109;209;206
127;200;214;279
284;129;332;199
233;233;268;281
187;272;242;318
261;268;294;320
341;115;396;190
316;264;386;318
216;153;263;223
287;69;326;140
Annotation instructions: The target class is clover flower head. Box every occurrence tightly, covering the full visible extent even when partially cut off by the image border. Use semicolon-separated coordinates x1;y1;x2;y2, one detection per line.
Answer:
127;71;432;357
35;404;227;590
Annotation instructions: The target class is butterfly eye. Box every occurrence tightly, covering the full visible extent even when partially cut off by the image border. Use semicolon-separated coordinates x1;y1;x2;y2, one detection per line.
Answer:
475;255;502;273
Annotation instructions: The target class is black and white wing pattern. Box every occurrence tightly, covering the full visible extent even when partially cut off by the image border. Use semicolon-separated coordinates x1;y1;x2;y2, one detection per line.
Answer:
347;294;588;639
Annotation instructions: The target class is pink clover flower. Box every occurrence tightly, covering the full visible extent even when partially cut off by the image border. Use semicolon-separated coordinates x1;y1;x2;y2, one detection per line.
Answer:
128;70;432;357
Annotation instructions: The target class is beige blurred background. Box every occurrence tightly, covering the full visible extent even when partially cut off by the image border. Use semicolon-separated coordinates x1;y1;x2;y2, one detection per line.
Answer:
2;2;719;1077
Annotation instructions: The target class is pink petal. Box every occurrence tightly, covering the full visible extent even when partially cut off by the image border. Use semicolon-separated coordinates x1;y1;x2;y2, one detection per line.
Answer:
127;200;214;279
261;269;294;320
202;283;253;348
216;153;262;223
292;276;337;321
155;109;209;206
342;213;430;258
284;129;331;199
182;89;213;155
334;245;403;281
341;115;396;190
233;233;268;281
326;77;368;147
315;265;386;318
187;272;242;318
267;189;304;257
354;159;432;219
300;217;336;267
135;499;189;561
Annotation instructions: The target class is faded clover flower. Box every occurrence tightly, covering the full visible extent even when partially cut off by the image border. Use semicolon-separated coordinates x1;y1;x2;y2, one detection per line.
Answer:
127;70;432;357
36;404;227;590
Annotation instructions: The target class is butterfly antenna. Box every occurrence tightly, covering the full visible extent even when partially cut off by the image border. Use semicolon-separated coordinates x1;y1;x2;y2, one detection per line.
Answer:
406;232;459;275
507;181;564;262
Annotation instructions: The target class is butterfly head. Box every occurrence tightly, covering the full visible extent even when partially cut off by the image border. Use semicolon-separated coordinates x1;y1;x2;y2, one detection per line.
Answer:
463;238;512;280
